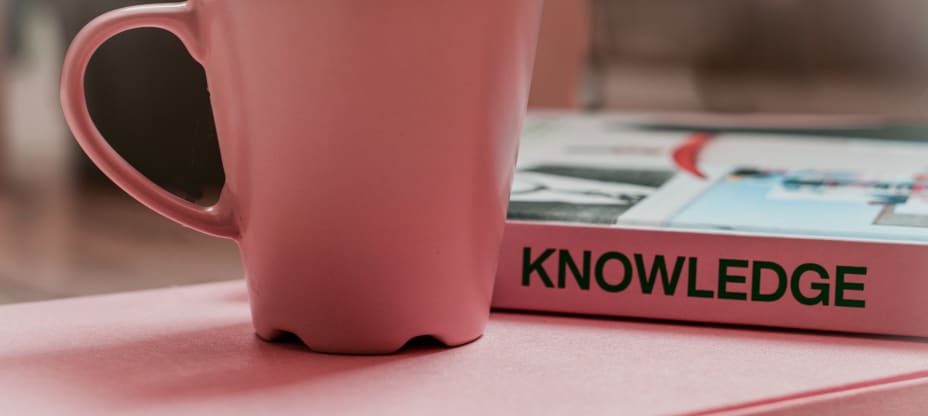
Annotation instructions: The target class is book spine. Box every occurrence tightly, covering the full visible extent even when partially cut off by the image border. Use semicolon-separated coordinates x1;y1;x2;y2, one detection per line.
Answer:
493;222;928;337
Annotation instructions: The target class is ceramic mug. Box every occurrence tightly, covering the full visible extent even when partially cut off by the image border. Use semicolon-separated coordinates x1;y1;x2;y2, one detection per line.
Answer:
61;0;542;354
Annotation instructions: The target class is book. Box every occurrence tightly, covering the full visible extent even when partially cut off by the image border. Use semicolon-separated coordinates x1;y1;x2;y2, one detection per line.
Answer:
492;112;928;337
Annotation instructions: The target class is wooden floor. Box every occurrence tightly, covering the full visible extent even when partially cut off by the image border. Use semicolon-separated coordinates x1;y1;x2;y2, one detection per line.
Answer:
0;188;242;304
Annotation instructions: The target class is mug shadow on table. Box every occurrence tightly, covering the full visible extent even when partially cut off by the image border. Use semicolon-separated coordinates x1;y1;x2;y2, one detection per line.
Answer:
0;312;448;406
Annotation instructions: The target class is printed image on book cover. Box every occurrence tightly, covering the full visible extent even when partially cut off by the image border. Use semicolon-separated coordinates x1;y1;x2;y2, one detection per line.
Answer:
509;114;928;242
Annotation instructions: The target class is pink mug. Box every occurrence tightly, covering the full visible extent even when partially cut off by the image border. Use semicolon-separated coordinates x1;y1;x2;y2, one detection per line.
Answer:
61;0;542;354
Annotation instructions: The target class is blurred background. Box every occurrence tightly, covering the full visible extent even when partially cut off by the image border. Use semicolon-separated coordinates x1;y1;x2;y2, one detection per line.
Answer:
2;0;928;303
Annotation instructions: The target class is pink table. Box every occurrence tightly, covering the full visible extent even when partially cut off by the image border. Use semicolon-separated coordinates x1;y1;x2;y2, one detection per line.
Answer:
2;281;927;415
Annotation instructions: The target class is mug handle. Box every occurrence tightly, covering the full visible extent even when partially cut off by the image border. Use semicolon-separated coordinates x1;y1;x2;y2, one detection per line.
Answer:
60;2;239;239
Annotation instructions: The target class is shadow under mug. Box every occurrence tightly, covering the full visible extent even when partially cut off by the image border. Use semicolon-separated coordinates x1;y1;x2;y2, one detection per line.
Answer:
60;0;543;354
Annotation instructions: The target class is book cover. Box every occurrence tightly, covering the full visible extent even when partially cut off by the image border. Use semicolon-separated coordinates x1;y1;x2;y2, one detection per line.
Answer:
493;113;928;336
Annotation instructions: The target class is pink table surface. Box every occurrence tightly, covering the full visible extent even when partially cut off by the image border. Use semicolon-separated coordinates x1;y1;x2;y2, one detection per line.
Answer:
1;281;927;415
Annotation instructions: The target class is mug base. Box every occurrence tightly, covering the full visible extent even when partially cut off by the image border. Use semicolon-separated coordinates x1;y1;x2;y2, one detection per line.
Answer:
252;320;485;355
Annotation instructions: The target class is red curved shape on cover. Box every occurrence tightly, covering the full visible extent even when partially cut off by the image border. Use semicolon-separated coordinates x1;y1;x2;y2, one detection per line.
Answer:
672;132;713;179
